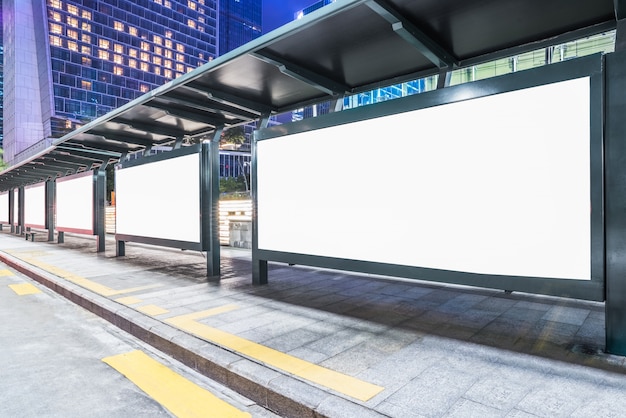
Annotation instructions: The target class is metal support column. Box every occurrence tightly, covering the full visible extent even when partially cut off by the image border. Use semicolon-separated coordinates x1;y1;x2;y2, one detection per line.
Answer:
252;115;271;285
605;48;626;355
94;166;107;253
9;189;15;234
17;187;25;236
45;180;55;241
204;128;223;279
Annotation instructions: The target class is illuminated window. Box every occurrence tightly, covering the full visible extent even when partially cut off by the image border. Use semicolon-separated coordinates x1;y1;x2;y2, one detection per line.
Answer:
187;19;196;29
98;50;109;60
140;62;149;72
188;1;196;10
82;56;92;66
154;46;162;56
67;29;78;39
50;35;62;47
141;41;151;52
140;84;150;93
114;21;124;31
114;55;123;64
165;40;173;49
153;67;161;75
81;34;91;43
49;0;63;9
176;63;185;72
154;0;162;4
165;1;172;8
67;4;78;15
187;66;194;73
199;0;204;4
51;12;62;22
176;53;185;62
81;80;92;90
67;41;78;52
164;50;173;59
199;16;205;24
67;16;79;27
114;66;124;76
129;26;138;36
176;44;185;53
128;59;137;68
49;23;63;35
140;52;150;62
198;26;204;33
165;30;173;38
128;48;138;58
114;44;124;54
153;35;162;45
164;69;173;79
82;10;92;19
153;56;162;66
99;39;110;49
82;22;91;31
164;60;172;68
81;45;91;55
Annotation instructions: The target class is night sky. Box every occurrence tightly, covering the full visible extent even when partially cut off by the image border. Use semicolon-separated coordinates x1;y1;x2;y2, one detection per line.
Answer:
262;0;318;33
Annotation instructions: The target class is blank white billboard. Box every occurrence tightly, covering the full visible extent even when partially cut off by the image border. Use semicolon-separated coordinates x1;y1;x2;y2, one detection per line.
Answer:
56;172;94;235
0;192;8;224
115;152;201;244
257;77;591;280
24;183;46;228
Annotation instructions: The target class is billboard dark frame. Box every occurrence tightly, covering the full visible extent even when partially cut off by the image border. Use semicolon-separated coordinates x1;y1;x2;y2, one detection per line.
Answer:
252;54;604;302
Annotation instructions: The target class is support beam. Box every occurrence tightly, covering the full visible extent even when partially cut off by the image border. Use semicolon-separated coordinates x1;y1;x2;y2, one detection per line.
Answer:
145;100;237;127
204;127;223;280
183;82;274;116
160;91;260;120
251;51;350;96
94;167;107;253
616;0;626;51
365;0;457;69
252;115;271;285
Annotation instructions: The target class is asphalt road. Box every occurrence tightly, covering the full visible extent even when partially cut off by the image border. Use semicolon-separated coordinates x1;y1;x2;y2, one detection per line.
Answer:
0;262;277;418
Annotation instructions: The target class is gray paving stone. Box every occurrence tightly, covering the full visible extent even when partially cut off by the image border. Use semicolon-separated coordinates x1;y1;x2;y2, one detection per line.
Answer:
542;305;590;326
463;376;530;411
445;398;506;417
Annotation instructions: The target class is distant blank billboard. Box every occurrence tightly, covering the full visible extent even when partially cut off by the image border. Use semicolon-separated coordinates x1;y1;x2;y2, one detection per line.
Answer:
0;192;8;224
24;183;46;229
257;77;591;281
56;172;94;235
115;151;201;246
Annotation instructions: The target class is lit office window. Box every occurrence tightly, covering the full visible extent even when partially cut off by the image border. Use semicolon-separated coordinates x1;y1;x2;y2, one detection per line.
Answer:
114;44;124;54
114;66;124;76
128;58;137;68
82;22;91;32
165;1;172;8
129;26;138;36
198;26;205;33
154;0;162;4
98;50;109;60
154;46;163;56
67;41;78;52
140;62;149;72
82;10;92;19
99;39;110;49
153;67;161;75
140;52;150;62
81;45;91;55
176;44;185;53
198;0;204;4
49;23;63;35
67;29;78;39
188;19;197;29
176;53;185;62
50;35;63;47
51;12;62;22
67;4;78;15
114;55;123;64
164;50;173;59
49;0;63;9
140;84;150;93
188;1;197;10
176;63;185;72
81;80;92;90
153;35;163;45
81;34;91;43
67;16;79;27
164;69;173;79
114;21;125;31
164;60;172;68
141;41;151;52
128;48;138;58
153;56;162;65
82;57;92;66
199;16;205;24
165;30;173;38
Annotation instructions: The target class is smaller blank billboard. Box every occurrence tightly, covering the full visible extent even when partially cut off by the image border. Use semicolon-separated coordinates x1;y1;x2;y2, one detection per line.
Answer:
0;192;8;224
24;183;46;229
56;172;94;235
115;150;202;247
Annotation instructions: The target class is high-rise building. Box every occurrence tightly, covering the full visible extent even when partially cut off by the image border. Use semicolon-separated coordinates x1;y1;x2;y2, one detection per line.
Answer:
219;0;262;54
2;0;261;167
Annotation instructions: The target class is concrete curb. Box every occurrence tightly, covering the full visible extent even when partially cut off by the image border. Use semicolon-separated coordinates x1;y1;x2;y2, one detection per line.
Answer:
0;251;385;418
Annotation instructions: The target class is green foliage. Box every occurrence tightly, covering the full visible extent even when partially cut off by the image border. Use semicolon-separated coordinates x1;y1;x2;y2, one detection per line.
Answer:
220;126;246;146
0;149;8;172
220;176;248;194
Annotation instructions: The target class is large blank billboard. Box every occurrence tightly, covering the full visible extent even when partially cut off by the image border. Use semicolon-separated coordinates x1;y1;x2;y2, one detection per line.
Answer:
115;151;201;246
0;192;8;224
257;77;592;281
56;172;94;235
24;183;46;229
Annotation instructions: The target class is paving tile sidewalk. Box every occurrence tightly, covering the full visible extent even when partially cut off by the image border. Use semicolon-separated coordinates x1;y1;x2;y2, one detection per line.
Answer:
2;230;626;417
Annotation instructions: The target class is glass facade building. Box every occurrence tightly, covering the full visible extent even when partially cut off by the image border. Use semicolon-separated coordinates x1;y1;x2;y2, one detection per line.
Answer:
2;0;261;168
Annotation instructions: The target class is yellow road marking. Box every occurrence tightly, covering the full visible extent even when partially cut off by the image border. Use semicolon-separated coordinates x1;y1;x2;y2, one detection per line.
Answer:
9;283;42;295
137;304;169;316
103;350;250;418
166;308;384;402
116;296;143;305
0;269;14;277
8;256;163;297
